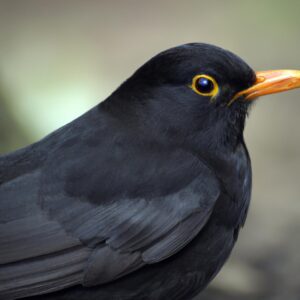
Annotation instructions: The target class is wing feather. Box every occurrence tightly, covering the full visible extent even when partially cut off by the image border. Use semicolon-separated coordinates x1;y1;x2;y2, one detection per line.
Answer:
0;123;221;298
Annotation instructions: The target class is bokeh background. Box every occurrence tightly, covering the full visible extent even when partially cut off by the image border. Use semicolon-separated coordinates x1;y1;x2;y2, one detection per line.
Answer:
0;1;299;299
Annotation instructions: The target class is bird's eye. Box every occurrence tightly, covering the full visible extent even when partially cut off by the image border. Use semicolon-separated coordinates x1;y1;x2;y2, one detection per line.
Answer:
190;74;219;98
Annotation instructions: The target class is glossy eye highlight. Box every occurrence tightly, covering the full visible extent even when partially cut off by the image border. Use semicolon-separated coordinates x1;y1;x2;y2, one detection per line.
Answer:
191;74;219;98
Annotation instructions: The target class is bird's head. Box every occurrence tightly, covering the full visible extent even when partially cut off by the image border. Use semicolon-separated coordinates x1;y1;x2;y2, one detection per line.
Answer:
103;43;300;151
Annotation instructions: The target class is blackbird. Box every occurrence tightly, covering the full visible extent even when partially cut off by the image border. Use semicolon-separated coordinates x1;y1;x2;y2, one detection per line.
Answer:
1;43;300;300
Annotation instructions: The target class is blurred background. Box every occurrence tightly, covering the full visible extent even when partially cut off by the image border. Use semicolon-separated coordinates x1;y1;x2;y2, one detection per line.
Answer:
0;1;299;299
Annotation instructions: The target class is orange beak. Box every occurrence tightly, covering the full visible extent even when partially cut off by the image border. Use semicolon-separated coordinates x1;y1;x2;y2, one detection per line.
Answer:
231;70;300;104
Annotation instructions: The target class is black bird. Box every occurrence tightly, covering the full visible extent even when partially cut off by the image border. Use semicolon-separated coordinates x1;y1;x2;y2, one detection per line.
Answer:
1;43;300;300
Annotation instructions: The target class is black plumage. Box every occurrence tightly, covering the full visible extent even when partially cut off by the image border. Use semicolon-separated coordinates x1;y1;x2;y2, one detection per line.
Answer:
0;43;257;300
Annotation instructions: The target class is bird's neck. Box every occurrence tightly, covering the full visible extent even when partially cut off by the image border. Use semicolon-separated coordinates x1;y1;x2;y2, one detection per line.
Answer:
184;104;248;154
100;92;248;152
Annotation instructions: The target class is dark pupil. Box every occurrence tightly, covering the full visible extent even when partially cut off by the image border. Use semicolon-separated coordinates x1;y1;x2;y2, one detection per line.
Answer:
196;77;214;93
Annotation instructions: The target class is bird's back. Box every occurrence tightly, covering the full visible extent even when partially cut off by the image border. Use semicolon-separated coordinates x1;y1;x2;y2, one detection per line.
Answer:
0;116;91;299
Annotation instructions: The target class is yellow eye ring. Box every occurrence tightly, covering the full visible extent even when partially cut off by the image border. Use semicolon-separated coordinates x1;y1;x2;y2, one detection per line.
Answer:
190;74;219;99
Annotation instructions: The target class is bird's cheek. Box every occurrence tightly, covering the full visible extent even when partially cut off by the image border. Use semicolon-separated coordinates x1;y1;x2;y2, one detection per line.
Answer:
212;88;232;106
